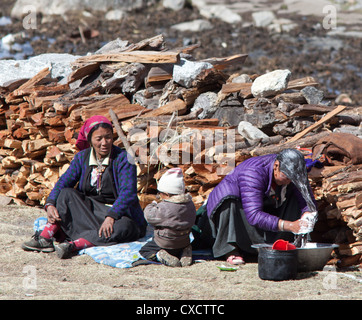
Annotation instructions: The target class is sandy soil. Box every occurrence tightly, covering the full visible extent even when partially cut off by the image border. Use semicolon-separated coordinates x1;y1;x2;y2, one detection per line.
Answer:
0;204;361;301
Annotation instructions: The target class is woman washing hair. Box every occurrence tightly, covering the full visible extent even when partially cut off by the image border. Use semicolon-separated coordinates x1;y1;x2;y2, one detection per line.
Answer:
206;148;317;265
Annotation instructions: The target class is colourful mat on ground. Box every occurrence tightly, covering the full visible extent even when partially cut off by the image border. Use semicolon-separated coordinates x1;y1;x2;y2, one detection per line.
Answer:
33;217;212;268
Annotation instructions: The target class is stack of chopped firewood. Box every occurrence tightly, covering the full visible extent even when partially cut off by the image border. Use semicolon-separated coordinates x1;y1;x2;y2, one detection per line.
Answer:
0;34;361;266
310;163;362;267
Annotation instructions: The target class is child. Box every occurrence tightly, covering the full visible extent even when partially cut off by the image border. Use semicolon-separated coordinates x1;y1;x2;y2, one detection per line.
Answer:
140;168;196;267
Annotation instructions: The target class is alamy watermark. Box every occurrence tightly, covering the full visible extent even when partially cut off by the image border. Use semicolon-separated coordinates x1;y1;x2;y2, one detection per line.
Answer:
126;122;236;175
22;265;37;295
322;5;338;30
22;5;37;30
322;265;338;290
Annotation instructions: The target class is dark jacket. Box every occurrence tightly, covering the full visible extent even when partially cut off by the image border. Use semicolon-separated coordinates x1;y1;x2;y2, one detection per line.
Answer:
145;194;196;249
46;146;146;229
206;154;315;232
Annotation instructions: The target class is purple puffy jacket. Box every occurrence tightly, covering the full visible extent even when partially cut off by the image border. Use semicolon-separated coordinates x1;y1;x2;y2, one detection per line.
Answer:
206;154;314;232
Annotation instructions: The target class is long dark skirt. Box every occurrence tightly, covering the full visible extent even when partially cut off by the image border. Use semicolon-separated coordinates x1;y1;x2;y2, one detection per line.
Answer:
210;191;302;259
56;188;143;246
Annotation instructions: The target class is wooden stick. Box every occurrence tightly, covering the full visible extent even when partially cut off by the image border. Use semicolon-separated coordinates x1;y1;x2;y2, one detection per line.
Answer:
285;105;347;144
109;109;135;160
76;51;180;64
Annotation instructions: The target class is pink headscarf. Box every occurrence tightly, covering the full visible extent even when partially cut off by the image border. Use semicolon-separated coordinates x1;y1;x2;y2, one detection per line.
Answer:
76;115;113;151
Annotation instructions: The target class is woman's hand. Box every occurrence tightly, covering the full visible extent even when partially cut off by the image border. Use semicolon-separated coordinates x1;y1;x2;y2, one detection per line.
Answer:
46;205;61;224
99;216;115;238
279;219;309;234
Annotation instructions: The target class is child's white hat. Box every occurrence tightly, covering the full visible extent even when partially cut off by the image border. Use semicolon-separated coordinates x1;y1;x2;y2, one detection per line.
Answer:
157;167;185;195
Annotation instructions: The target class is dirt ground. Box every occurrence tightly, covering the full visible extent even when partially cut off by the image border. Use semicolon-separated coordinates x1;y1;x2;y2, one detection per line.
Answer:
0;205;361;301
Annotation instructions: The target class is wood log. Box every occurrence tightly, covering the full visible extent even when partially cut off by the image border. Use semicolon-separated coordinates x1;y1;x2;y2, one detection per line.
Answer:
100;63;148;94
274;92;306;104
323;171;362;191
337;197;357;211
22;138;53;153
12;127;29;139
190;164;223;186
26;83;69;98
67;62;100;83
47;127;66;143
81;94;145;120
289;104;335;117
140;99;187;118
337;254;362;268
53;94;118;115
108;34;164;54
75;51;180;64
138;193;157;209
201;54;248;70
146;64;173;85
1;156;21;169
30;113;44;126
285;105;347;144
338;181;362;194
45;115;65;127
26;191;43;201
356;193;362;210
109;108;135;160
177;118;221;127
250;131;329;156
221;82;252;98
54;74;105;111
0;138;22;149
338;242;362;256
11;67;51;97
287;76;319;90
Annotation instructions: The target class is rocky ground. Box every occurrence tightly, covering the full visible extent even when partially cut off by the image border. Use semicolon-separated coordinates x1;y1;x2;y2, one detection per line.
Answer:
1;0;362;104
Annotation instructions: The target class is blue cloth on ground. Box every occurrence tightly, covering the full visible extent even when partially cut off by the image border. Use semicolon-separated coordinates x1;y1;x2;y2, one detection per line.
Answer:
78;228;156;268
32;217;211;268
33;217;48;232
32;217;154;268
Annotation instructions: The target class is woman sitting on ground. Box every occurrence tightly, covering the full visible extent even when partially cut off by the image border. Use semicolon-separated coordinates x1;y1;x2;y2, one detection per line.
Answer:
22;115;147;258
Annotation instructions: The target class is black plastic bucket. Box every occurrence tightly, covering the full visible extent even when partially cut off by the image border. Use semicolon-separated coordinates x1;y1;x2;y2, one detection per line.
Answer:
258;247;298;281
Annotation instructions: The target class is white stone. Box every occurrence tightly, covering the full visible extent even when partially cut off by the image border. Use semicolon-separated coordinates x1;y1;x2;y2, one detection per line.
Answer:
163;0;185;11
232;74;252;83
11;0;150;17
0;17;12;26
238;121;269;142
1;34;16;51
171;19;213;32
191;92;218;119
267;18;298;33
251;69;291;98
105;9;126;21
199;5;242;24
0;53;80;86
173;58;213;88
252;10;276;27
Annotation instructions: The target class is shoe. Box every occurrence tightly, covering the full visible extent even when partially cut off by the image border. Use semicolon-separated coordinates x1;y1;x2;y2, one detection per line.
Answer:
156;249;181;267
54;242;75;259
180;245;193;267
21;232;54;253
226;255;245;265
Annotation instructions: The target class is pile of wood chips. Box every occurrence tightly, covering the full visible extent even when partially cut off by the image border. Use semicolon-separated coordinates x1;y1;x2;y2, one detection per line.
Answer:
0;34;361;267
